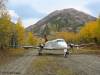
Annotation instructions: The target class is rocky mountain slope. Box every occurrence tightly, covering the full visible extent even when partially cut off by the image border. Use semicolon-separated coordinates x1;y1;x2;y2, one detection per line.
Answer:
26;8;96;35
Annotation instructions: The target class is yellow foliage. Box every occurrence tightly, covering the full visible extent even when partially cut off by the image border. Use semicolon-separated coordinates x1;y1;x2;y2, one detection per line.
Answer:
51;32;77;42
96;16;100;40
0;15;13;48
15;19;25;45
78;21;98;42
26;32;41;46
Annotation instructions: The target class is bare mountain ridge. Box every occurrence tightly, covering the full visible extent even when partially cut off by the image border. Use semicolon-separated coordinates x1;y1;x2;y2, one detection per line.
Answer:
26;8;96;35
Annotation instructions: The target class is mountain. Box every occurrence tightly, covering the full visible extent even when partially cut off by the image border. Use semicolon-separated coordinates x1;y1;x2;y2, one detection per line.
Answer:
26;8;96;35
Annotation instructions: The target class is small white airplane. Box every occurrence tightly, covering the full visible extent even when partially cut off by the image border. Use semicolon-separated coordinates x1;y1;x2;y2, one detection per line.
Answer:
43;39;68;50
38;39;69;56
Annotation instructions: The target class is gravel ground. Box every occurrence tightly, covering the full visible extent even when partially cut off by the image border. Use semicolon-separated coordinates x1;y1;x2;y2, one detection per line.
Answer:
0;49;100;75
0;49;37;75
58;54;100;75
26;50;100;75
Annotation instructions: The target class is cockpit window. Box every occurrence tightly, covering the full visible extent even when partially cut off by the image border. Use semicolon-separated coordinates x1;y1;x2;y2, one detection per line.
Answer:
57;40;64;42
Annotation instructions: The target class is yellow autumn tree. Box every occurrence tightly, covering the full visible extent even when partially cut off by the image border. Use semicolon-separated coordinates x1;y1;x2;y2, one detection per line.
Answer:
78;21;97;43
50;32;77;43
95;15;100;43
26;32;40;46
0;13;13;49
15;18;25;46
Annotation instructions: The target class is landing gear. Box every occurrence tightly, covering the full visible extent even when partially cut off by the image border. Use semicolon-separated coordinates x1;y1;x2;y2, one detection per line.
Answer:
38;47;43;56
64;52;69;57
38;43;44;56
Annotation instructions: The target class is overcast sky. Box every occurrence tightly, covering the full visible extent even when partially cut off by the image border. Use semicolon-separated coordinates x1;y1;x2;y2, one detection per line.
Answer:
7;0;100;27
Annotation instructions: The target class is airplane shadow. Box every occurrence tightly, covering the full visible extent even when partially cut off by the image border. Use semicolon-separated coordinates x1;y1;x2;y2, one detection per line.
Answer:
39;53;64;57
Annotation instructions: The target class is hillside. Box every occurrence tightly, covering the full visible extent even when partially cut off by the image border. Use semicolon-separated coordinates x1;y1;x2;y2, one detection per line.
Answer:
26;8;96;35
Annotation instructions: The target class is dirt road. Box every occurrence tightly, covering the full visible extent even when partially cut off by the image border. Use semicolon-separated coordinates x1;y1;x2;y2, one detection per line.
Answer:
0;49;100;75
0;50;37;75
58;54;100;75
